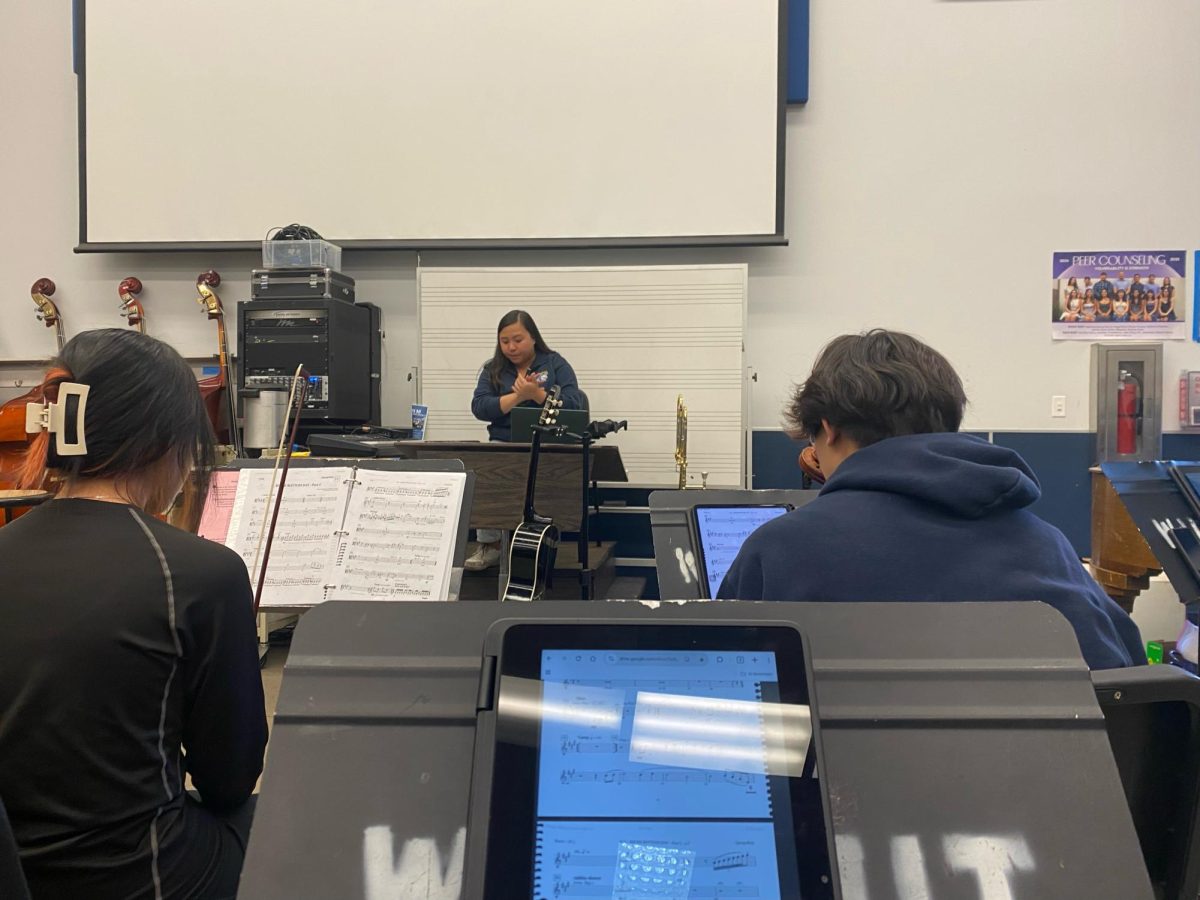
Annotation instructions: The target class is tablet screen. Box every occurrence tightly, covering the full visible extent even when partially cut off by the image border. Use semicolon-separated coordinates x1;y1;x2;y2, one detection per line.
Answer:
479;624;836;899
693;505;792;598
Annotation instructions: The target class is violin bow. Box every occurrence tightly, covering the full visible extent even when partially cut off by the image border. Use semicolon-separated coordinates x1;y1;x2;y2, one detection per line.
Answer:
250;366;309;615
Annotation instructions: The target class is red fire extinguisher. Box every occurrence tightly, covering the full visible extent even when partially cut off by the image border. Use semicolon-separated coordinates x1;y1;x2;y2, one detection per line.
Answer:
1117;369;1141;455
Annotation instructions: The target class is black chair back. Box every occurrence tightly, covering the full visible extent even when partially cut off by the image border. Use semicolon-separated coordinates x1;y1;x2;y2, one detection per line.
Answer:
1094;665;1200;900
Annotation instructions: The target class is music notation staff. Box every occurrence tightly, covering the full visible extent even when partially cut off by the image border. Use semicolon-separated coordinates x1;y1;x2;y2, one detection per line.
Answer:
360;502;448;516
557;678;745;690
551;851;757;870
549;880;761;898
343;553;439;568
354;525;443;541
560;738;630;755
558;768;756;790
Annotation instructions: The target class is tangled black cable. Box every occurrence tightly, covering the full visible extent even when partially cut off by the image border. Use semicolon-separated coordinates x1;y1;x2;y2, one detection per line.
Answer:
265;223;325;241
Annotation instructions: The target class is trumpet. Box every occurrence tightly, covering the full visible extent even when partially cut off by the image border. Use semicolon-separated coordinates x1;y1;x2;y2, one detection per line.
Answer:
674;395;707;490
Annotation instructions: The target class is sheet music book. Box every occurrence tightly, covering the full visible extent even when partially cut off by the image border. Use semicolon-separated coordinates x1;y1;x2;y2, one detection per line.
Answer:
199;466;466;606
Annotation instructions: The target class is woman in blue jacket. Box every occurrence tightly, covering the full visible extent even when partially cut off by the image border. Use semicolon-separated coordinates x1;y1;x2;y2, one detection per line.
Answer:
467;310;584;568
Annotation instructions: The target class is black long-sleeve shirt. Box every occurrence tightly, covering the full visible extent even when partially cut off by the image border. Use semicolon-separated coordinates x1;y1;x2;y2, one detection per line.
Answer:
0;499;268;898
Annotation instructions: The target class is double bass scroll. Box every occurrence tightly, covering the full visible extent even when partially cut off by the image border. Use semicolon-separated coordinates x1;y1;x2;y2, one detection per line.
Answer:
31;278;66;352
117;277;145;333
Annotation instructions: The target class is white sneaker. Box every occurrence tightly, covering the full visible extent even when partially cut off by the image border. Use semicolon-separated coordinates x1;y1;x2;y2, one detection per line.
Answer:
464;543;502;571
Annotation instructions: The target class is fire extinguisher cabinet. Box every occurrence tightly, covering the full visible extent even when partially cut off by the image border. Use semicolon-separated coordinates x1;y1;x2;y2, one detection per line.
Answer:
1091;343;1163;463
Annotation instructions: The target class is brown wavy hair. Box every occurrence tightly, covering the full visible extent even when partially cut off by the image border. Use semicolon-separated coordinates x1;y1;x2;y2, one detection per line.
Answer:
787;329;966;447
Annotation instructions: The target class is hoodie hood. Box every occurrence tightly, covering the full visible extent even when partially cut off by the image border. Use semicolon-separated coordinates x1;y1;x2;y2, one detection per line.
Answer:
820;432;1041;519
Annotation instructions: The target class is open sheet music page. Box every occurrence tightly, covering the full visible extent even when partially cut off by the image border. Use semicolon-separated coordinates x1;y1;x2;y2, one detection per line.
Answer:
326;468;466;602
224;467;354;607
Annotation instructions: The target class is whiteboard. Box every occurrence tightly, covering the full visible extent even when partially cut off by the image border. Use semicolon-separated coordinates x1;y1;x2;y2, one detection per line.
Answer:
79;0;783;248
418;265;746;485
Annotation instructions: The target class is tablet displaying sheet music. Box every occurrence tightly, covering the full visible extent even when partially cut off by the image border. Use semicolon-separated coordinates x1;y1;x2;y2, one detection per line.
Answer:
693;505;792;598
472;623;837;899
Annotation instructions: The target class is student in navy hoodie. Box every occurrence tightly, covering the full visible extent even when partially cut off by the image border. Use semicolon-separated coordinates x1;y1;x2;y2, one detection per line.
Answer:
718;329;1144;670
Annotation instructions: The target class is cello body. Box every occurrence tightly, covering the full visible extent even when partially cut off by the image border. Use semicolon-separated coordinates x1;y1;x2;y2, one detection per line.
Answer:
0;279;66;516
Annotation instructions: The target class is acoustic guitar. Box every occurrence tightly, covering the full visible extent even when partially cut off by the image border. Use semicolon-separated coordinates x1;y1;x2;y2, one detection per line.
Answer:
502;386;563;602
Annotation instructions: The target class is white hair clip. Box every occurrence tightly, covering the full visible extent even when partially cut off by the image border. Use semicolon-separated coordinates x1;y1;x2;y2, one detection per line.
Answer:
25;382;90;456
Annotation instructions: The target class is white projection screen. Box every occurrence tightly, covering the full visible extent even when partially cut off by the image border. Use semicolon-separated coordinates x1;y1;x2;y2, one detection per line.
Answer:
78;0;785;250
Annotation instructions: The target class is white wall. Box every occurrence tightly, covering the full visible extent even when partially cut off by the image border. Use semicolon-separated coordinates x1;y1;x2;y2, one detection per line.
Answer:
3;0;1199;432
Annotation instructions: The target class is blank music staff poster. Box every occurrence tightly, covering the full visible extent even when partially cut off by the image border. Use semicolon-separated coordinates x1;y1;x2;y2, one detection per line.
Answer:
419;265;747;486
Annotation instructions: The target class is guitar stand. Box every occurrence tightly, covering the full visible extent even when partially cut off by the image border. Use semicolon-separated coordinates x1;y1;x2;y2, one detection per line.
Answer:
520;419;623;601
562;424;623;601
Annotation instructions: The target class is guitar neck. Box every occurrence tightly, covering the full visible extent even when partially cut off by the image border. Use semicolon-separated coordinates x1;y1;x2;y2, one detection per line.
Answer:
522;431;543;522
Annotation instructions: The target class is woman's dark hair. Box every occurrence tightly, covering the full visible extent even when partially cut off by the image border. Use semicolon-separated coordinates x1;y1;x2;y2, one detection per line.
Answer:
487;310;553;389
20;329;217;526
786;329;966;447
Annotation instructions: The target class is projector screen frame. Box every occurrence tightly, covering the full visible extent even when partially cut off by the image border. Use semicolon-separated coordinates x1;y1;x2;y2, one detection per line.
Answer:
72;0;789;253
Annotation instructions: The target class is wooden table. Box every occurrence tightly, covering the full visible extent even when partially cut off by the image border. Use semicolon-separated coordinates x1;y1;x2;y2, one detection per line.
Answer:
386;441;626;531
1090;468;1162;612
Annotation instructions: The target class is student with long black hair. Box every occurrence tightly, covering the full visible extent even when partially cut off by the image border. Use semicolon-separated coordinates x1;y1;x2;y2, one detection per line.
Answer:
468;309;584;569
0;328;267;899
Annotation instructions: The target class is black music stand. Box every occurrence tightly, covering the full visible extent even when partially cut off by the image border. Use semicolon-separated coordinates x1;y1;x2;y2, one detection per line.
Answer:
241;599;1156;899
649;488;820;600
1093;665;1200;900
551;420;625;600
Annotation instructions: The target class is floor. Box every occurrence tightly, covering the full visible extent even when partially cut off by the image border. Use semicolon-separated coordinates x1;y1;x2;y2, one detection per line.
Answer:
261;646;287;732
253;645;288;793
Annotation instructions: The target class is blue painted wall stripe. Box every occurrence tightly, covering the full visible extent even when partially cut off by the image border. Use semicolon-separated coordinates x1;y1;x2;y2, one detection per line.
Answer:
787;0;810;104
750;429;1200;558
991;432;1094;556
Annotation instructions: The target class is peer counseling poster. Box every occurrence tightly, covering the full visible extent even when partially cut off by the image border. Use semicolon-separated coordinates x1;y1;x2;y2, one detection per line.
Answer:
1052;250;1187;341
